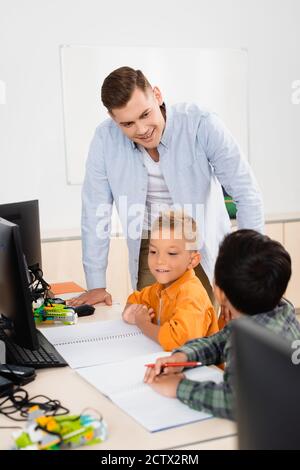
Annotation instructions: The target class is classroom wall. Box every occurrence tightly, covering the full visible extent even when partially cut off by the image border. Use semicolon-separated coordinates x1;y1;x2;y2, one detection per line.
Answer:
0;0;299;236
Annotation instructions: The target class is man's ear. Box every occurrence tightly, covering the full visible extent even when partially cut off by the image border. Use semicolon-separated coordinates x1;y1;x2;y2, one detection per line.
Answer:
152;86;163;106
189;252;201;269
108;109;115;120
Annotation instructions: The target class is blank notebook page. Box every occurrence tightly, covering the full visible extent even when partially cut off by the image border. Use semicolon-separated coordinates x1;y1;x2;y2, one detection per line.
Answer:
41;320;162;369
77;352;224;432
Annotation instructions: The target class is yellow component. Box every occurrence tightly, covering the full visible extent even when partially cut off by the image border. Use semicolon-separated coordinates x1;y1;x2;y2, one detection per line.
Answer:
85;431;93;441
36;416;49;427
29;405;39;413
46;419;59;432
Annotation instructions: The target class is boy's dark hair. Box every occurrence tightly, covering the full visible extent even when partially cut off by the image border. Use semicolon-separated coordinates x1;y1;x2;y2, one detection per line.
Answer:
214;229;292;315
101;66;152;112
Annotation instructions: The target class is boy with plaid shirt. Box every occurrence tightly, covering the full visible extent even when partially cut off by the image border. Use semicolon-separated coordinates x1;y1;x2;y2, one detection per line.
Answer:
144;229;300;420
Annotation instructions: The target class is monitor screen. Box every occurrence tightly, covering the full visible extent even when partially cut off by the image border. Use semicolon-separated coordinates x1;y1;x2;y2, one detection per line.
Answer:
0;218;39;349
232;317;300;450
0;200;42;270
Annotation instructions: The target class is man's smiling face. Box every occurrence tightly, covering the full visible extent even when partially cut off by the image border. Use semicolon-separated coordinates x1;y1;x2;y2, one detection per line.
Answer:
110;86;165;149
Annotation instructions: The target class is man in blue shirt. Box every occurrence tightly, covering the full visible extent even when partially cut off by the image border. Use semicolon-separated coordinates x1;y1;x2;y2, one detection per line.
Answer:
69;66;264;307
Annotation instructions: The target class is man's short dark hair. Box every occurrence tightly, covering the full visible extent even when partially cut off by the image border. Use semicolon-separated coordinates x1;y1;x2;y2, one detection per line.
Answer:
214;229;292;315
101;66;152;112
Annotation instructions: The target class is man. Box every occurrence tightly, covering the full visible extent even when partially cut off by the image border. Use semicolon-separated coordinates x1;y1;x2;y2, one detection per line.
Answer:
69;66;264;307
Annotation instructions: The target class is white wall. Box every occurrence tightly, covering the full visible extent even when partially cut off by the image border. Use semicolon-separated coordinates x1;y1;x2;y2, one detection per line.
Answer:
0;0;300;237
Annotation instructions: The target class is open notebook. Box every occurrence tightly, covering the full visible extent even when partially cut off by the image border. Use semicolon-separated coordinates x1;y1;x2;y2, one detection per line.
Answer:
77;352;223;432
41;319;162;369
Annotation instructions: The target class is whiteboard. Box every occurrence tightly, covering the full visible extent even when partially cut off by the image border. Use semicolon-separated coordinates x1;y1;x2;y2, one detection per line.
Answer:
60;46;248;185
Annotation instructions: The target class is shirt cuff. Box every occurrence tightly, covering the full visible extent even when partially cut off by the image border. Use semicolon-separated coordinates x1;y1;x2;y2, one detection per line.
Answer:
85;271;106;290
172;345;199;361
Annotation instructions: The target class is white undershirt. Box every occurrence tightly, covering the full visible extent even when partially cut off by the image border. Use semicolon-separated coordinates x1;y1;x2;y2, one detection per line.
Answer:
140;147;173;231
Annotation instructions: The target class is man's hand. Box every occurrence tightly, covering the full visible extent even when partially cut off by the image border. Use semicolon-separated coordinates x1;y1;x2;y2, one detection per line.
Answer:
67;288;112;307
144;352;188;384
149;373;185;398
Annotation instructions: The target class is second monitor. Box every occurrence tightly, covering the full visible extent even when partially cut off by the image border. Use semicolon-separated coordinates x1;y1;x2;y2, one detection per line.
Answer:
0;199;42;271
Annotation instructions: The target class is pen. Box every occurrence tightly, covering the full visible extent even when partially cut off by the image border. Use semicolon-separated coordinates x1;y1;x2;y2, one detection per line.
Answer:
144;361;202;368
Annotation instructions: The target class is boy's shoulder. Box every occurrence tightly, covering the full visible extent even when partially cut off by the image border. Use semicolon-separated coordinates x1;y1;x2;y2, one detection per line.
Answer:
253;298;300;335
176;275;211;303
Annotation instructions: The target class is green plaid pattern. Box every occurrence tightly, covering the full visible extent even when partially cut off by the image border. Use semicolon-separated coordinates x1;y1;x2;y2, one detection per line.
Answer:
176;299;300;420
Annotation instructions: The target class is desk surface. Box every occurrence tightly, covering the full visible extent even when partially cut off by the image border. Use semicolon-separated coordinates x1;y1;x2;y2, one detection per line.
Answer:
0;303;237;450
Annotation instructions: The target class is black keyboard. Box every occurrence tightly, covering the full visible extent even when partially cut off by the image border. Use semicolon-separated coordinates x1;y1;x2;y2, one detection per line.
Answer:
0;329;68;368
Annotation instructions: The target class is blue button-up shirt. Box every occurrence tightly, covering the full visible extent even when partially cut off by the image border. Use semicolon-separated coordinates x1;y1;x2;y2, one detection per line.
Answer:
82;103;264;290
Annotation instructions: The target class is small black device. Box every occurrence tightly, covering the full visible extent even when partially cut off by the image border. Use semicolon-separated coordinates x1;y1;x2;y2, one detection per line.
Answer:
0;364;36;385
74;304;95;317
0;218;67;368
0;375;14;396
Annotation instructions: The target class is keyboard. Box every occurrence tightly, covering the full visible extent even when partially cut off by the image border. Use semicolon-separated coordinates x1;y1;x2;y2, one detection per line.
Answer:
0;329;68;368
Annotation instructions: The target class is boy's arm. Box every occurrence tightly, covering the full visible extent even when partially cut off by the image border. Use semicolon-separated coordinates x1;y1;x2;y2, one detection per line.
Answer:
174;326;230;366
148;337;235;420
176;367;234;420
135;306;159;341
123;288;152;324
122;303;138;324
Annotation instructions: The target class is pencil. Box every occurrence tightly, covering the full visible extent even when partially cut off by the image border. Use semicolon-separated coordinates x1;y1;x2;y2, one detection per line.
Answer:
145;361;202;368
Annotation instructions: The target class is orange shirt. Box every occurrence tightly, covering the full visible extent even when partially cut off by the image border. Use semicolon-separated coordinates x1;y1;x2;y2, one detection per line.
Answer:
127;269;219;351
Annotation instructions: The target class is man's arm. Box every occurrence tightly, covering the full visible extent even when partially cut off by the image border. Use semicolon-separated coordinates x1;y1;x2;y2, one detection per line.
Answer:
81;129;113;290
200;112;264;233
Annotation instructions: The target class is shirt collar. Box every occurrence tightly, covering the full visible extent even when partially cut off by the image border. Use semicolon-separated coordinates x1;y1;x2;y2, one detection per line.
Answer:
156;269;196;300
160;103;173;149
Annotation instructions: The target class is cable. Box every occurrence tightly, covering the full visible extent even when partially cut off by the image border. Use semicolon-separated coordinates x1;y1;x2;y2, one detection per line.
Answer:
0;386;70;423
28;265;51;302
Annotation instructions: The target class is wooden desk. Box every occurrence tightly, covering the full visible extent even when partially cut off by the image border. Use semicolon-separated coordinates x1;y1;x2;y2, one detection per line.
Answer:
0;304;237;450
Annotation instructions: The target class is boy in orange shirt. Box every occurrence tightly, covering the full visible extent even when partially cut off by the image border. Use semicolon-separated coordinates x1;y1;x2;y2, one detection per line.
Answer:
122;211;218;351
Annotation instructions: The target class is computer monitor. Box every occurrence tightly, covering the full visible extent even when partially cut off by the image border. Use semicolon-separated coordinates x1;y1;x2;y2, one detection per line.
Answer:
232;317;300;450
0;218;39;350
0;200;42;270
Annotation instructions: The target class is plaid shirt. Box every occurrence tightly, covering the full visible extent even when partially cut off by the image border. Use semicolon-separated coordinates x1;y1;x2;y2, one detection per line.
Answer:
175;299;300;420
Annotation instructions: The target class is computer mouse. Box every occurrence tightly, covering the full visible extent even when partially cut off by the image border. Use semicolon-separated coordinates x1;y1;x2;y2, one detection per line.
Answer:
73;304;95;317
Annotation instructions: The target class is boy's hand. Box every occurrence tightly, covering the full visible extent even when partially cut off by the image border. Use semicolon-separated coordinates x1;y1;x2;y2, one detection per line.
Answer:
220;305;233;324
149;373;185;398
122;304;155;325
122;304;139;324
135;305;155;326
144;352;188;384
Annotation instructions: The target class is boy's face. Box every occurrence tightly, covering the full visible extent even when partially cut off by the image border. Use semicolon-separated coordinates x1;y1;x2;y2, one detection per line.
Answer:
110;86;165;150
148;229;200;288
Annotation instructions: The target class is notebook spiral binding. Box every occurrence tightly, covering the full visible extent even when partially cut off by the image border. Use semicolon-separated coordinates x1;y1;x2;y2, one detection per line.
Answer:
54;331;141;347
